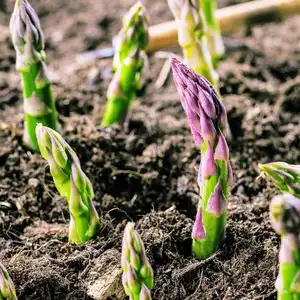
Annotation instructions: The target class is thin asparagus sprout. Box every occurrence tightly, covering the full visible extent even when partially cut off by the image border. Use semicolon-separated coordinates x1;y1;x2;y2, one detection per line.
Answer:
0;262;17;300
121;222;154;300
36;124;101;244
167;0;219;91
101;2;149;127
171;58;232;259
260;162;300;198
270;193;300;300
201;0;225;66
10;0;57;151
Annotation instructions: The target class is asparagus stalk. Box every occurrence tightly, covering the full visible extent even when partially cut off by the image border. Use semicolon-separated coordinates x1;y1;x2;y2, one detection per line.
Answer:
0;262;17;300
10;0;57;151
36;124;101;244
201;0;225;66
259;162;300;198
121;222;154;300
167;0;219;90
101;2;149;127
270;193;300;300
148;0;300;52
171;58;232;259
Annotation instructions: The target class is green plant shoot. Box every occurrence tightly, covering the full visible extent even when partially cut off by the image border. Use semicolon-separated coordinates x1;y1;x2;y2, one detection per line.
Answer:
101;2;149;127
10;0;57;151
36;124;101;244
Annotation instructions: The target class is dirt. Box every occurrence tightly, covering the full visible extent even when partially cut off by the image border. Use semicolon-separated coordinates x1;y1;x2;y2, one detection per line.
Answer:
0;0;300;299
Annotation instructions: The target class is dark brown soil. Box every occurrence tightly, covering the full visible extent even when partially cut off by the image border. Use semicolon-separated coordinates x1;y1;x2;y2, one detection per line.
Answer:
1;0;300;299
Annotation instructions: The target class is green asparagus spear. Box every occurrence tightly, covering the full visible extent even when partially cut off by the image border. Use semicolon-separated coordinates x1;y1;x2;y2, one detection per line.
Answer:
0;262;17;300
10;0;57;151
101;2;149;127
260;162;300;198
201;0;225;66
36;124;101;243
270;193;300;300
171;58;232;259
121;222;154;300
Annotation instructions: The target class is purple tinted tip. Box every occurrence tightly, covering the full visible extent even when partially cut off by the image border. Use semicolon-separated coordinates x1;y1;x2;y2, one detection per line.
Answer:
197;160;202;186
214;133;229;162
201;145;218;180
170;58;219;107
199;105;216;146
192;209;206;240
279;236;294;264
171;58;227;146
206;181;227;217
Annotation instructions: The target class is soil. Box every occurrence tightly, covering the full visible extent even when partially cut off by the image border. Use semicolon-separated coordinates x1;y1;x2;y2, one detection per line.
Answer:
0;0;300;299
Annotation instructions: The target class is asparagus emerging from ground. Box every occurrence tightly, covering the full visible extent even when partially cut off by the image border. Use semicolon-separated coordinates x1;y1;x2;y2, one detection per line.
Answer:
260;162;300;198
101;2;149;127
201;0;225;66
0;262;17;300
36;124;101;244
10;0;57;151
121;222;154;300
167;0;219;90
270;193;300;300
171;58;232;259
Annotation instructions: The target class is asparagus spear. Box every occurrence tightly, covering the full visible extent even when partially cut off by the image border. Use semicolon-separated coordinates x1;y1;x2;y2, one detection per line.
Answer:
0;262;17;300
121;222;154;300
260;162;300;198
148;0;300;52
10;0;57;151
36;124;101;244
167;0;219;90
201;0;225;66
171;58;232;259
101;2;149;127
270;193;300;300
